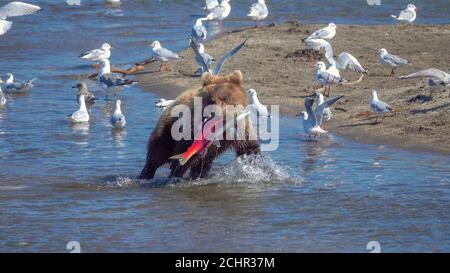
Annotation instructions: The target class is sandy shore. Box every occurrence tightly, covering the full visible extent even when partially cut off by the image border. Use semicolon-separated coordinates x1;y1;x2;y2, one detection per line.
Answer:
134;22;450;154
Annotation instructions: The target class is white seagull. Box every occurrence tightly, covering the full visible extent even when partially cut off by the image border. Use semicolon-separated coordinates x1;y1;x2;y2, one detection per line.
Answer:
150;41;181;72
79;43;112;63
305;38;367;74
315;92;332;122
315;61;345;96
305;23;336;41
370;90;392;123
67;95;89;124
247;0;268;27
391;4;417;24
204;0;219;12
377;48;411;76
205;0;231;24
4;73;36;93
98;59;137;99
155;98;175;109
195;43;215;74
297;95;343;139
247;89;270;118
192;18;207;42
0;2;42;36
111;99;126;129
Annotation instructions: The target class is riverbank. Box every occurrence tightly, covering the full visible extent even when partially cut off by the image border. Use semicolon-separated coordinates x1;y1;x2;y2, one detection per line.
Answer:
134;22;450;155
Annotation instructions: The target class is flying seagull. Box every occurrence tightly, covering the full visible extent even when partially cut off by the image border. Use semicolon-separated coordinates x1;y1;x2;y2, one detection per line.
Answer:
0;2;42;36
190;37;246;76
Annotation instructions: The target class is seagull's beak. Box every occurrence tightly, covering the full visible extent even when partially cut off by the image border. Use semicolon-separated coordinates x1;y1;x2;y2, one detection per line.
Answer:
295;112;301;117
72;85;78;89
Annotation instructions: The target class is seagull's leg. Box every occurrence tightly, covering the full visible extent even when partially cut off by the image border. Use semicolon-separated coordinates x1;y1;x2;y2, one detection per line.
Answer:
93;63;100;72
390;68;395;77
158;63;163;72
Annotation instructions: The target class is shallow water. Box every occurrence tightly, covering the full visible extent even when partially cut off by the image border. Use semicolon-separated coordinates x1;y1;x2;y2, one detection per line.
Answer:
0;0;449;252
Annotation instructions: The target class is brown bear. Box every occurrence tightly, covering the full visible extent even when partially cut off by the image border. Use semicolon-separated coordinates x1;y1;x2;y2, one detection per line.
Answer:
139;70;261;180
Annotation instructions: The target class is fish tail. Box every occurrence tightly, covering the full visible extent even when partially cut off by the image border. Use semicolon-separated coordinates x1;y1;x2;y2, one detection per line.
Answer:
169;153;190;166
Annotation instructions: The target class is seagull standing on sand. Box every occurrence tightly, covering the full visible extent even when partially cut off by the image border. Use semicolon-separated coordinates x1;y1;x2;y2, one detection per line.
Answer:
4;73;36;93
0;2;42;36
370;90;392;123
305;23;336;41
72;82;96;106
155;98;175;109
150;41;181;72
204;0;219;12
111;99;126;129
377;48;411;77
98;59;137;99
205;0;231;27
247;0;268;27
297;95;343;140
79;43;112;63
399;68;450;97
247;89;270;118
195;43;215;74
67;95;89;124
192;18;207;43
315;61;345;97
391;4;417;24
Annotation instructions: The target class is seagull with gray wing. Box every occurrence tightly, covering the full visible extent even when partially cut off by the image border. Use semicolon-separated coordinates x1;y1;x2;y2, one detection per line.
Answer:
0;1;42;36
391;4;416;24
73;82;96;106
150;41;181;72
399;68;450;97
98;59;137;99
4;73;36;93
370;90;392;123
195;43;215;74
377;48;411;76
190;37;246;76
297;95;344;140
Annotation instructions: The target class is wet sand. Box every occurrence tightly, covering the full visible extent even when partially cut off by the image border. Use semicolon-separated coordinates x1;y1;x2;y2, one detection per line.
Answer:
134;22;450;154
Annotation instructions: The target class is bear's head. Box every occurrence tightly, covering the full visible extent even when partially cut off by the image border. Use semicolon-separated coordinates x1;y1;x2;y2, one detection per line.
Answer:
199;70;247;108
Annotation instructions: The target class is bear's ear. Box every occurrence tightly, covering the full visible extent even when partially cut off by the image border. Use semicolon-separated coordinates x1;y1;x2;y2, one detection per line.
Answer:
228;70;243;85
201;72;214;86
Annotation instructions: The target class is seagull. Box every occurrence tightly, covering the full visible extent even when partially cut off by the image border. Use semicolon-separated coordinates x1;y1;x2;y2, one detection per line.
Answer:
297;95;343;139
204;0;219;12
305;39;367;74
150;41;181;72
192;18;207;43
79;43;112;63
195;43;215;74
391;4;417;24
315;92;332;122
0;80;6;107
72;82;96;106
205;0;231;27
305;23;336;41
98;59;137;99
399;68;450;97
67;94;89;124
247;0;268;27
189;38;246;76
247;89;270;118
3;73;36;93
111;99;126;129
377;48;411;76
315;61;346;97
370;90;392;123
0;2;42;36
155;98;174;109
